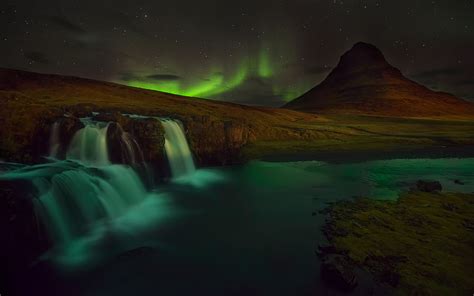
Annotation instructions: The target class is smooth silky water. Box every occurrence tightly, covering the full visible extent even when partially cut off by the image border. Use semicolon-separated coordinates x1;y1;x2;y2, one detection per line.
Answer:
2;119;474;295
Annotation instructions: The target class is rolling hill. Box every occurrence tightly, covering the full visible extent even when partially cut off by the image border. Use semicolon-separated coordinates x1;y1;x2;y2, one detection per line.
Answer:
1;67;474;166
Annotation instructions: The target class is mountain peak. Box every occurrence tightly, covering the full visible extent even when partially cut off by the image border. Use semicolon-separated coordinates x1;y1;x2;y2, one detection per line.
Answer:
284;43;474;117
335;42;391;74
350;42;383;54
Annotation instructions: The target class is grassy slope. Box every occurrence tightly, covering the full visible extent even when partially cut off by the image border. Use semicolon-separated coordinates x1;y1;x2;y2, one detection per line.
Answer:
323;192;474;295
1;68;474;163
243;115;474;161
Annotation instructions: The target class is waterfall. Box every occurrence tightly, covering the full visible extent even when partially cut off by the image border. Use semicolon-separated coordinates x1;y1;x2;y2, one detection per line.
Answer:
66;122;110;166
49;121;61;158
160;119;196;178
2;161;150;244
1;121;153;245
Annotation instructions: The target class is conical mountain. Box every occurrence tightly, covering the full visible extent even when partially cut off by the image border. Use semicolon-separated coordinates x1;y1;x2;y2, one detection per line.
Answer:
285;42;474;117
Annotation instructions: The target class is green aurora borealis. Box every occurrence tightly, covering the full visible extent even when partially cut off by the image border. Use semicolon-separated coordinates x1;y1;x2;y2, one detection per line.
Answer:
4;1;473;106
126;46;310;102
127;59;250;99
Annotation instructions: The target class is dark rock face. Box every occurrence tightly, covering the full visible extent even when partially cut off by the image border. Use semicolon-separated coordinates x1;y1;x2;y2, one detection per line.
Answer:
96;112;252;174
94;112;167;179
50;116;84;158
416;180;442;192
124;118;167;179
0;106;63;163
320;254;358;292
182;115;250;166
106;122;144;165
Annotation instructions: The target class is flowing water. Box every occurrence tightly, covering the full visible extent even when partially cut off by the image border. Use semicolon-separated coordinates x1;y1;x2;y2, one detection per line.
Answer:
66;122;110;166
160;118;196;178
2;119;474;295
2;121;162;246
49;121;61;158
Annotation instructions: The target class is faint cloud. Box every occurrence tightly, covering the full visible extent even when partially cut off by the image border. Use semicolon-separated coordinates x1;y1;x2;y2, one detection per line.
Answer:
48;16;86;33
23;51;50;64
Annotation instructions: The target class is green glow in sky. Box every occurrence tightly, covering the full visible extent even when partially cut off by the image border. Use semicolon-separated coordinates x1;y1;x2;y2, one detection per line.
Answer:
128;59;250;98
125;41;312;103
258;47;273;78
272;82;311;102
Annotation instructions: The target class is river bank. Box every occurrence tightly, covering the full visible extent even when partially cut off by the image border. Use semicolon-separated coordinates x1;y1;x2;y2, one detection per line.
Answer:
319;190;474;295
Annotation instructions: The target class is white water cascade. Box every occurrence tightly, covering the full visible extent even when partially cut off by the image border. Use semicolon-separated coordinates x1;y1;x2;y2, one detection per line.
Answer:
66;122;110;166
49;121;61;158
160;119;196;178
1;121;153;244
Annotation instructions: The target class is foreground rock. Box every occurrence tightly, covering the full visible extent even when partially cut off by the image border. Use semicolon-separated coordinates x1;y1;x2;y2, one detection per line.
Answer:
415;180;442;192
321;191;474;295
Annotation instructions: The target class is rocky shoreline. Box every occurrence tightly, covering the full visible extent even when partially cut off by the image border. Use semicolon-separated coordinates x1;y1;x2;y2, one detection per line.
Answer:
317;183;474;295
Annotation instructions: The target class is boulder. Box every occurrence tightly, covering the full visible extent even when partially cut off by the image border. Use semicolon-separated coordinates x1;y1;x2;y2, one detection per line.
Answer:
416;180;442;193
320;254;358;292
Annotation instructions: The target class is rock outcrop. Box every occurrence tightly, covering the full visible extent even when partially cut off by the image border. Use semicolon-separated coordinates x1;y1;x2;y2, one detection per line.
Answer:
416;180;442;192
92;112;168;178
49;116;84;159
181;115;251;166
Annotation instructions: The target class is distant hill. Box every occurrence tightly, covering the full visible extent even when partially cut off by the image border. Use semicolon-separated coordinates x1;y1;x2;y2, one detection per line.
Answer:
284;42;474;118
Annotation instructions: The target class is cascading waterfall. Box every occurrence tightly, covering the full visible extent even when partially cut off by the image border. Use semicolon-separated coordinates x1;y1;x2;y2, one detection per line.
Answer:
66;122;110;166
160;118;196;178
49;121;61;158
1;121;153;245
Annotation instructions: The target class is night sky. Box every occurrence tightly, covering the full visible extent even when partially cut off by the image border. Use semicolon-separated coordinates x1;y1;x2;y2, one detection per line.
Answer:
1;0;473;106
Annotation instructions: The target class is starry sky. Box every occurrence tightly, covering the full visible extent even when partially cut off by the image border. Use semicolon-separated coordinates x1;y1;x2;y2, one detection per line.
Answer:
1;0;473;106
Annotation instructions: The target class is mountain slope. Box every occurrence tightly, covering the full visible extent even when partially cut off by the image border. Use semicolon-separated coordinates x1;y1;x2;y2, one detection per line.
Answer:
284;42;474;118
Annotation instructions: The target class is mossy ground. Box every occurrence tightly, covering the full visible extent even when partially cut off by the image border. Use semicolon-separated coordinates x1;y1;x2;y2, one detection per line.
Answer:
323;192;474;295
